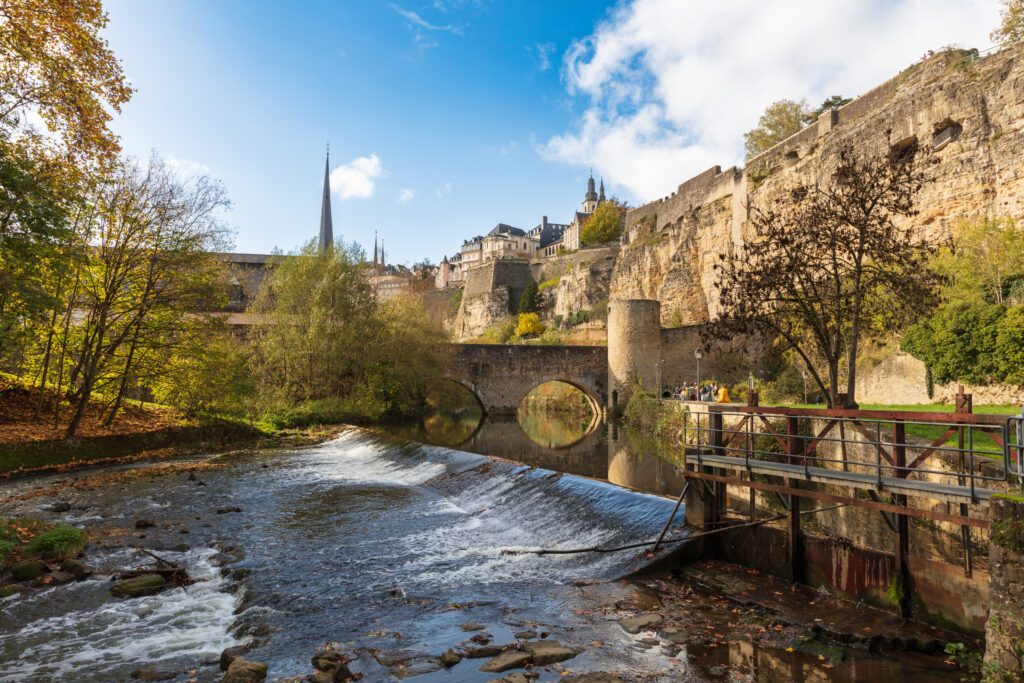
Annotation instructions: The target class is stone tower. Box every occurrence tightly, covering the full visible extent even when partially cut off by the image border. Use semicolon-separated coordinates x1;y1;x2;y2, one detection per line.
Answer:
319;148;334;254
607;299;662;412
582;172;599;213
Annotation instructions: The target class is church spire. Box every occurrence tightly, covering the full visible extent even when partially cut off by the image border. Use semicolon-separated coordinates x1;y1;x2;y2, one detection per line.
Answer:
373;230;378;266
599;177;606;202
319;145;334;254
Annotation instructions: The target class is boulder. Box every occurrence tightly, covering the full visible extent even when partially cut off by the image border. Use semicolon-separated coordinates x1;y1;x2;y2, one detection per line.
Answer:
130;665;177;680
47;501;72;513
513;630;537;640
439;649;462;667
43;571;76;585
523;640;577;665
222;657;267;683
479;650;531;673
311;649;347;672
59;558;92;580
617;613;663;634
0;584;26;598
220;645;251;672
10;559;48;581
460;622;487;631
110;574;168;598
464;644;508;658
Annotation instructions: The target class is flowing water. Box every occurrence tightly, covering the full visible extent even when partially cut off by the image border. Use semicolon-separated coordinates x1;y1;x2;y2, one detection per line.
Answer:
0;404;969;682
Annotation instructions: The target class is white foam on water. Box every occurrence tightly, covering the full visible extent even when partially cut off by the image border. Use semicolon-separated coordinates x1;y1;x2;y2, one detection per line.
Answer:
0;548;238;682
275;433;447;489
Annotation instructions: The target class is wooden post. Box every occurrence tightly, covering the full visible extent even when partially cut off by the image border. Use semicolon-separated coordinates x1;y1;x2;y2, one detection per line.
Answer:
955;388;974;577
786;415;805;584
893;420;912;619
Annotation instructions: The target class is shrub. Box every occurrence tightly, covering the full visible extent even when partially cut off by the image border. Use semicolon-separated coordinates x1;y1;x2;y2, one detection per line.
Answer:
0;539;15;566
538;277;560;292
24;525;86;560
519;281;539;313
266;394;389;429
902;301;1009;384
515;312;545;338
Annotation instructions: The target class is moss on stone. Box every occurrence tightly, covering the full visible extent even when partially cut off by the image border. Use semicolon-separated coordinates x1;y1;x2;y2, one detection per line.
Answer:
991;517;1024;555
992;491;1024;504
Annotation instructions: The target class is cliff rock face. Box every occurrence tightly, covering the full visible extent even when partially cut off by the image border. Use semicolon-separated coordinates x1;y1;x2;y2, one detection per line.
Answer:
454;260;532;340
548;246;618;318
613;47;1024;325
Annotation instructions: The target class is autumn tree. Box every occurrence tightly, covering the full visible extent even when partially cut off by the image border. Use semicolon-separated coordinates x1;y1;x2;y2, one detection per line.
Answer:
580;200;627;246
519;280;539;313
743;99;811;159
59;155;232;436
931;216;1024;305
709;145;939;407
993;0;1024;46
0;0;132;163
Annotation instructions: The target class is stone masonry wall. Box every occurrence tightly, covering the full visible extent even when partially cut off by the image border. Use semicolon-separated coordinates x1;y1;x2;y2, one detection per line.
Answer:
613;46;1024;327
985;495;1024;678
455;260;534;339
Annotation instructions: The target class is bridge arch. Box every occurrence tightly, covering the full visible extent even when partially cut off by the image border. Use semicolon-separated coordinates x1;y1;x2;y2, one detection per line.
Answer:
519;377;603;436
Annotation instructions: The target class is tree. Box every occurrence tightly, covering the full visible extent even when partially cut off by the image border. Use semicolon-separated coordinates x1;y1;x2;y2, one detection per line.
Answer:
807;95;852;123
515;312;545;338
519;280;539;313
993;0;1024;46
0;0;132;164
744;99;811;159
931;216;1024;305
710;145;939;407
60;155;232;436
580;200;626;246
247;242;448;419
901;301;1006;385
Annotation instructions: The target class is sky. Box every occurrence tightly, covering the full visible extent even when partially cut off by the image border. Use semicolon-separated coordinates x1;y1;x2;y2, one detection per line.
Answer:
102;0;1002;265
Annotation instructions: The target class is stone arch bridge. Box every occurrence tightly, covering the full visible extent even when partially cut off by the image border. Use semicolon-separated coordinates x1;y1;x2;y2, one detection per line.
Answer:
446;344;608;417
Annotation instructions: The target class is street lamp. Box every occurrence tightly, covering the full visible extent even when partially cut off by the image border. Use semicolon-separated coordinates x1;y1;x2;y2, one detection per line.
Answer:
694;348;703;399
802;370;809;405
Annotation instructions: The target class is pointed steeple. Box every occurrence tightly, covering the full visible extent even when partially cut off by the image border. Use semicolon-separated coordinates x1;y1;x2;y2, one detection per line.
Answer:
319;145;334;254
599;177;606;202
373;230;379;266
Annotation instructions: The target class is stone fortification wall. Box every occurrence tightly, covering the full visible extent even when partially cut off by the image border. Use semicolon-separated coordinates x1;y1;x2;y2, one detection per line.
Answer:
659;325;771;394
857;351;1024;405
613;46;1024;326
455;260;534;339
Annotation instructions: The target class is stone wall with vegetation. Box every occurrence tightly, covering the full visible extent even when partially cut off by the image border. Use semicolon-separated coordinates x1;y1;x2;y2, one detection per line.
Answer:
984;495;1024;679
613;46;1024;327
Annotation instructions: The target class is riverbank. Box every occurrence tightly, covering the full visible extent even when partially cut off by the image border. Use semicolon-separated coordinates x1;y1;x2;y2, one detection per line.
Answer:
0;374;345;478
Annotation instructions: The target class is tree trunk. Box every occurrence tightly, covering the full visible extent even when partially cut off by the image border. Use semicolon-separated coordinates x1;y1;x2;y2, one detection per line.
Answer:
103;320;142;427
35;305;59;417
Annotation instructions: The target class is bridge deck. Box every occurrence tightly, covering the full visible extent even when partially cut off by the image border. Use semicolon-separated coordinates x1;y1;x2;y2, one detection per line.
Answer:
688;452;996;504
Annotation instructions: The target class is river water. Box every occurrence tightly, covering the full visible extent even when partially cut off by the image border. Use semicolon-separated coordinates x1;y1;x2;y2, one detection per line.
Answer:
0;406;968;682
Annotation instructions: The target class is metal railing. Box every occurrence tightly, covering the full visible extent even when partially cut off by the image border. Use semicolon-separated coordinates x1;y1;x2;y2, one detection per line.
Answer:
681;405;1021;502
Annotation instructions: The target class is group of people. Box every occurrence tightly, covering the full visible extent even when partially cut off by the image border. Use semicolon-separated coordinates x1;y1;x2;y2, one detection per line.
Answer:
666;381;730;403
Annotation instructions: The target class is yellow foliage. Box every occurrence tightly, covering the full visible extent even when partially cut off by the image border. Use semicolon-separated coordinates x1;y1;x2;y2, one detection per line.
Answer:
515;312;545;338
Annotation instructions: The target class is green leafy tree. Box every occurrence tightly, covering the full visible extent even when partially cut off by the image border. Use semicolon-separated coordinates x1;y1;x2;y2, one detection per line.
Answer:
744;99;811;159
519;280;539;313
807;95;852;122
901;301;1006;385
993;0;1024;46
931;216;1024;305
580;200;626;246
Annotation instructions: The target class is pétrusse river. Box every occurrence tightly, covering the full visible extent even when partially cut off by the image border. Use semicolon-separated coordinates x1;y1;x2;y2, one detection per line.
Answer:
0;412;969;681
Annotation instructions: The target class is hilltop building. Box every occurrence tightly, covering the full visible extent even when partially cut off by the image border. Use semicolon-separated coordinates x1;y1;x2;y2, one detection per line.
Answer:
435;173;606;288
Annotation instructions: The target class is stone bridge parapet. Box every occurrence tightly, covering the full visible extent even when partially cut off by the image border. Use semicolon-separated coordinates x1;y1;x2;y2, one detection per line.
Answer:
447;344;608;416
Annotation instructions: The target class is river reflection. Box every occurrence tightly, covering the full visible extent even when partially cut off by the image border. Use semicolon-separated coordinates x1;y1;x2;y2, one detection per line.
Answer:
393;402;690;500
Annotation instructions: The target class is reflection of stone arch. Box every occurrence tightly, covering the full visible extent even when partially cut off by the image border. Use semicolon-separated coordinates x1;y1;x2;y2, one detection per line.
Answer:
520;378;603;438
439;377;487;414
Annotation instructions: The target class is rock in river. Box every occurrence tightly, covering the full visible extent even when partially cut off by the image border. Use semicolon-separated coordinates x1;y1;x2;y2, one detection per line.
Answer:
59;558;92;580
618;613;663;634
439;649;462;667
130;665;177;680
10;559;48;581
222;657;267;682
221;645;251;672
479;650;532;673
523;640;578;665
110;574;168;598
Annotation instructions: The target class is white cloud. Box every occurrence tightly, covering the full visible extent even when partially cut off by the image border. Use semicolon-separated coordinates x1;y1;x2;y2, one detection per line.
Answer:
542;0;1000;203
533;41;555;71
390;4;463;34
435;181;453;198
330;154;385;199
397;187;416;203
166;156;212;178
499;140;517;156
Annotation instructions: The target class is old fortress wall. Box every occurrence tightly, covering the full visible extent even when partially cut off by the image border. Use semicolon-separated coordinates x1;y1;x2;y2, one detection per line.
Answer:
614;46;1024;329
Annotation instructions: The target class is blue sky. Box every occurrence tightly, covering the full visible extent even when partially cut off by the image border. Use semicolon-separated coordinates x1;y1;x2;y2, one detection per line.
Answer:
103;0;620;263
103;0;999;265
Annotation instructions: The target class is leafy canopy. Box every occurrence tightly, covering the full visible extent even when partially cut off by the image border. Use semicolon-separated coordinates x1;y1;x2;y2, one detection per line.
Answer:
580;200;626;247
743;99;810;159
993;0;1024;45
931;216;1024;305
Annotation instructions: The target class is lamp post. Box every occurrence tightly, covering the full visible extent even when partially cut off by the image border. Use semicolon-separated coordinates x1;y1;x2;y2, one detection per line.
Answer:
694;348;703;399
802;370;809;405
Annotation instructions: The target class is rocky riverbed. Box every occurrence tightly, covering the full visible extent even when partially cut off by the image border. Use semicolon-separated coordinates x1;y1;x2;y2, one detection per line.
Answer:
0;430;974;682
